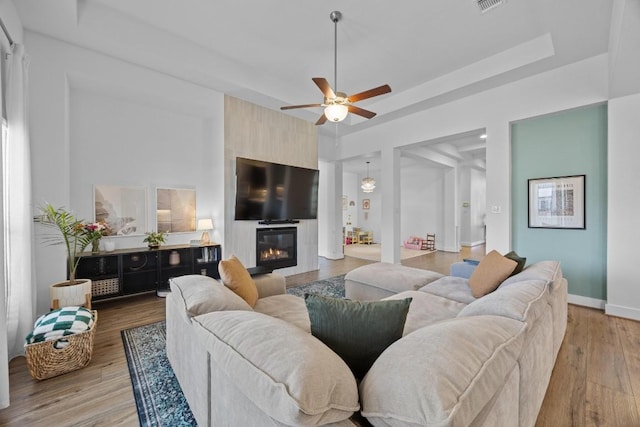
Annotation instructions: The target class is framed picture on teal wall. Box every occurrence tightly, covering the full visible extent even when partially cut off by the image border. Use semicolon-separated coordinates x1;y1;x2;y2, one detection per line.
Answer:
528;175;585;229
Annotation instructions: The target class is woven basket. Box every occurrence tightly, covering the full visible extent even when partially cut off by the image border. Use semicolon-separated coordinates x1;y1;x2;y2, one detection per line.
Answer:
25;310;98;381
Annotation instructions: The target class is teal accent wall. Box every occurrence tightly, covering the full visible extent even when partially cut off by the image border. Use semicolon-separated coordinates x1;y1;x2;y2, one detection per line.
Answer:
511;104;607;300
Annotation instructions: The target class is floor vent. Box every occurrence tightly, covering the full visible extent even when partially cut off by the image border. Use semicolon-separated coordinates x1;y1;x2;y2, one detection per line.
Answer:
477;0;505;13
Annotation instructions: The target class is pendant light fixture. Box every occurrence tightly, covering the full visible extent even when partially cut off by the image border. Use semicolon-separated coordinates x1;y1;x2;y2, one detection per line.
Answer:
361;161;376;193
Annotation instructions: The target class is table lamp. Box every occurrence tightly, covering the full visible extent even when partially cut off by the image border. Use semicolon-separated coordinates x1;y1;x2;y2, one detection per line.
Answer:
197;218;213;244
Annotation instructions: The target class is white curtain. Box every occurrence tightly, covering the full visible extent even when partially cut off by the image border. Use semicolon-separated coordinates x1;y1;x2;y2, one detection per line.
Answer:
1;43;33;408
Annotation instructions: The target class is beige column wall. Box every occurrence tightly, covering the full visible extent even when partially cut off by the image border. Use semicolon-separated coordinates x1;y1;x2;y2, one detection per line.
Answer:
223;96;319;275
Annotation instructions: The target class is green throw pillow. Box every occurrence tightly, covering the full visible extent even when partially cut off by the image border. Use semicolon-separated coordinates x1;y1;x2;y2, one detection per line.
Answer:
504;251;526;276
304;294;412;379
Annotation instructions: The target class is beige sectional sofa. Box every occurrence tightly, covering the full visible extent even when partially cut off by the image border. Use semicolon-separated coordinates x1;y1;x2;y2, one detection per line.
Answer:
166;260;567;426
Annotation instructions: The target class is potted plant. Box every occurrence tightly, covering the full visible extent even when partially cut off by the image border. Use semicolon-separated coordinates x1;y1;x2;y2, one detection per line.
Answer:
37;204;101;309
144;231;166;249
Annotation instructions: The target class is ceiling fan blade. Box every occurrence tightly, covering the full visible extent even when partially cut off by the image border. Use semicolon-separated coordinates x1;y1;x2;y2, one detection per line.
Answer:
312;77;336;99
348;105;376;119
280;103;322;111
347;84;392;103
315;114;328;125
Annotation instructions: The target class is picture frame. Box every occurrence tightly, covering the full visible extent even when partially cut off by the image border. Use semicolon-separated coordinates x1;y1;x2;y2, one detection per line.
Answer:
362;199;370;210
528;175;585;229
156;188;196;233
342;195;348;210
94;185;148;236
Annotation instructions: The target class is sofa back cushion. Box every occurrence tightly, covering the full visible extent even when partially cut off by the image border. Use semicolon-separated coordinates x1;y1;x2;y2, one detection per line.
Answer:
457;279;548;324
419;276;477;305
193;311;359;425
169;275;252;317
500;260;562;291
360;315;525;426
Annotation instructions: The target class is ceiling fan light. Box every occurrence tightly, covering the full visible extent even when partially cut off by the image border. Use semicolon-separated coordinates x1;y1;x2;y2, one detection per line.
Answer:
324;104;348;122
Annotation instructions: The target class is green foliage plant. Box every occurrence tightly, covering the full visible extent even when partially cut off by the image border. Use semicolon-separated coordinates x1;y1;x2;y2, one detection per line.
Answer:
37;204;96;284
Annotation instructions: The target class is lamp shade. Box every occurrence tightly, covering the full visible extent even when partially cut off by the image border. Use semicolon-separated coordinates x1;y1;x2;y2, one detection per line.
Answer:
324;104;348;122
197;218;213;230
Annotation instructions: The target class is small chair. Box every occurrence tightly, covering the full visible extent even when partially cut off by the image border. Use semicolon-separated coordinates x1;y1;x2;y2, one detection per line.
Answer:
352;227;361;244
421;234;435;251
361;231;373;245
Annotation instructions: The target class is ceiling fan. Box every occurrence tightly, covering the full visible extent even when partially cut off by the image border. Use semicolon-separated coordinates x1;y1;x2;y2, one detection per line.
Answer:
280;11;392;125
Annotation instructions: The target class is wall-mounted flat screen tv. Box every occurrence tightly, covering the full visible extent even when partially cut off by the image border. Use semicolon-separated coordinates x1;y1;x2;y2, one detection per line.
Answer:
234;157;319;221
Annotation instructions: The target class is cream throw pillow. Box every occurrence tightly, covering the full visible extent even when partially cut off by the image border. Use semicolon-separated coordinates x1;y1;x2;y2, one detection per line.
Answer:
218;255;259;307
468;250;517;297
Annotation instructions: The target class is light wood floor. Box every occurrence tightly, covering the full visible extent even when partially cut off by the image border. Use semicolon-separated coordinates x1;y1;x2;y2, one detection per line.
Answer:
1;247;639;426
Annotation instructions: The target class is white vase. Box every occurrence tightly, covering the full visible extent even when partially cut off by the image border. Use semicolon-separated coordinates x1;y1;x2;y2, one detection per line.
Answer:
103;239;116;252
50;279;92;310
169;250;180;266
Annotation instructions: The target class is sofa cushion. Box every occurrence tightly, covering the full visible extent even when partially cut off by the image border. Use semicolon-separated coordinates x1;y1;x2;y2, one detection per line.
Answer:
345;262;444;294
360;315;526;426
500;260;563;291
193;311;359;425
504;251;527;276
254;294;311;332
169;275;252;316
383;290;466;336
457;279;548;323
218;255;259;307
468;250;517;297
419;276;477;305
305;294;412;379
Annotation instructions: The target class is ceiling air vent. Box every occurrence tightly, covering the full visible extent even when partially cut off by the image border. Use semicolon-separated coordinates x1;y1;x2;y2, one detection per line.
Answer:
477;0;505;13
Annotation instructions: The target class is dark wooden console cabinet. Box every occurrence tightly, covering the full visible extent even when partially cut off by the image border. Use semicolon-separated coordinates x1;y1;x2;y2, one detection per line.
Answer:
75;243;222;302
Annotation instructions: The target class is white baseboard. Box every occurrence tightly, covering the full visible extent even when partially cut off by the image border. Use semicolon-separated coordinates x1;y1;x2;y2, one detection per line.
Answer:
461;240;486;247
320;253;345;261
605;303;640;321
568;294;605;310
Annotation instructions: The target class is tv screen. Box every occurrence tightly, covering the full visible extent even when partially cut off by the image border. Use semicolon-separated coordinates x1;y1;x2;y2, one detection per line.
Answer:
234;157;319;221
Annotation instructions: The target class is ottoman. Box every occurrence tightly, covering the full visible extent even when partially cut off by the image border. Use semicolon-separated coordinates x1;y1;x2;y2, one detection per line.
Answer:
345;263;444;301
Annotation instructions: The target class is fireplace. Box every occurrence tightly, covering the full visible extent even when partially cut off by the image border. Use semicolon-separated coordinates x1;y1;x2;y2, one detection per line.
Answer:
256;227;297;272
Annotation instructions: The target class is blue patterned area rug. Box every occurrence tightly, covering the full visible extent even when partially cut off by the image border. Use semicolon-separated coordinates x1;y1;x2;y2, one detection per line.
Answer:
121;274;347;426
121;321;196;426
286;274;346;299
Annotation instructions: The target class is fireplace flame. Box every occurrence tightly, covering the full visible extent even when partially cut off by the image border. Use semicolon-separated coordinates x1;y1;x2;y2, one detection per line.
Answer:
261;247;289;261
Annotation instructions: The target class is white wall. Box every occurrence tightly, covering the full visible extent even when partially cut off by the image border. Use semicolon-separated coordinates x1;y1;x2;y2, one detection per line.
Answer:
606;92;640;320
318;159;343;259
470;169;487;244
400;165;444;247
336;54;609;256
27;31;225;315
342;172;359;229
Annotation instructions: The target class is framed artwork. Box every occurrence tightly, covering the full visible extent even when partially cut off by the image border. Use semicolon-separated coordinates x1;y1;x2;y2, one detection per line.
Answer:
528;175;585;229
342;195;348;210
94;185;147;236
156;188;196;233
362;199;370;210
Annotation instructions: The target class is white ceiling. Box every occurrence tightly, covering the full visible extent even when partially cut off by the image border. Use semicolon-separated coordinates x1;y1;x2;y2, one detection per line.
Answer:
13;0;615;171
